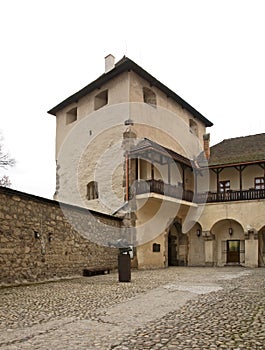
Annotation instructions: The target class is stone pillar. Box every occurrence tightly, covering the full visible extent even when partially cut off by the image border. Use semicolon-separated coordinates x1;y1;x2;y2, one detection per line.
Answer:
244;229;259;267
203;230;215;267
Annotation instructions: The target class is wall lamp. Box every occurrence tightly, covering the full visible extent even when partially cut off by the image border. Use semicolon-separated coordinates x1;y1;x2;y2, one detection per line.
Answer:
196;229;201;237
229;227;233;236
124;119;134;126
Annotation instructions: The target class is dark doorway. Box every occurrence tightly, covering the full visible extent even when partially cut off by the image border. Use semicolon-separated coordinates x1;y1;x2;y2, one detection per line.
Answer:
227;240;240;263
168;230;177;266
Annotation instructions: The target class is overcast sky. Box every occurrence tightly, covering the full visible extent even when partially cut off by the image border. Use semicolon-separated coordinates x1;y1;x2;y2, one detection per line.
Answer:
0;0;264;199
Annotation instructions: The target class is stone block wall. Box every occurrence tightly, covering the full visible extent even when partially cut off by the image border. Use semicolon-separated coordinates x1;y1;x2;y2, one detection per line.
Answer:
0;187;121;285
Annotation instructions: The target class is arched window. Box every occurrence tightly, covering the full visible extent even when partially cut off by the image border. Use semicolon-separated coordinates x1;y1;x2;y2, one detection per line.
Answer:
189;119;198;136
143;87;157;107
87;181;98;200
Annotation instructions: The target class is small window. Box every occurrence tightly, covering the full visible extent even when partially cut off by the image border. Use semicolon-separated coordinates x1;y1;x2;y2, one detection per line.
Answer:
66;107;77;125
219;180;230;193
153;243;160;252
143;87;156;107
189;119;198;136
255;177;265;190
87;181;98;200
94;90;108;110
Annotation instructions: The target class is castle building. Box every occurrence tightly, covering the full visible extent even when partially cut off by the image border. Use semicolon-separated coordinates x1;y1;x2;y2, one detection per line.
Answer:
48;55;265;269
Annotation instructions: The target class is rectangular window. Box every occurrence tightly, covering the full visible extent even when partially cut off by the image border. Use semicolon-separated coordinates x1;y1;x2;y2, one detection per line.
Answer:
255;177;265;190
94;90;108;110
153;243;160;252
219;180;230;193
66;107;77;125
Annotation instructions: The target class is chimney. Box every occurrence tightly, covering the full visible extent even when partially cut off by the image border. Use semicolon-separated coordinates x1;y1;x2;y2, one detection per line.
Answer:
203;133;210;160
105;54;115;73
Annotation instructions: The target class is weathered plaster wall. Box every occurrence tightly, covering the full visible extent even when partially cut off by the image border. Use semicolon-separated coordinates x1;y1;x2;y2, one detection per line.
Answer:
198;200;265;232
0;187;121;285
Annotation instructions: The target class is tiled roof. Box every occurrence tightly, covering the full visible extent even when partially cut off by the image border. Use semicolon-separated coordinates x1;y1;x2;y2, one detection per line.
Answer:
48;56;213;127
208;133;265;166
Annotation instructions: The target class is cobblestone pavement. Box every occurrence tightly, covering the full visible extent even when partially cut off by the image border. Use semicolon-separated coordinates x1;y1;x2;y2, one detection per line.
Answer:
0;267;264;349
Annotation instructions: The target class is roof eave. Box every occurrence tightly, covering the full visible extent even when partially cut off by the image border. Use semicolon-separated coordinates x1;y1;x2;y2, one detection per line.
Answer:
47;58;213;127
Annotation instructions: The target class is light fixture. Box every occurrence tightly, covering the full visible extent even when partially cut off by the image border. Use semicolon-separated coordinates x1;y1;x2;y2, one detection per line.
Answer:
196;229;201;237
229;227;233;236
124;119;134;126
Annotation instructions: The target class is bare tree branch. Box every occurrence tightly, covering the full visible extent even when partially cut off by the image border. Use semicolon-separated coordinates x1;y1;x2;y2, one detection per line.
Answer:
0;133;15;188
0;136;15;169
0;175;11;187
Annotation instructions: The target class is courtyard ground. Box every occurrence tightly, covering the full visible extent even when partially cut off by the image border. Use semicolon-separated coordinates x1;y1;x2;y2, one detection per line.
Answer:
0;267;264;349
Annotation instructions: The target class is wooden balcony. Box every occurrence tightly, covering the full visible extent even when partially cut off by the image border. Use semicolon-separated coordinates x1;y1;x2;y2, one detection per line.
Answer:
133;179;194;202
196;188;265;203
132;180;265;204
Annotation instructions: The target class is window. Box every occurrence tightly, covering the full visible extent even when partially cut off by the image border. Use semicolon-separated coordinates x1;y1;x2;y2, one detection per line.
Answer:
143;87;156;106
66;107;77;125
153;243;160;252
255;177;265;190
87;181;98;200
94;90;108;110
219;180;230;193
189;119;198;136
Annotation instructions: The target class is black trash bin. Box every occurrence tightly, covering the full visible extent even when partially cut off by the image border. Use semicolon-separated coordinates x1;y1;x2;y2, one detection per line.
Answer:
118;248;131;282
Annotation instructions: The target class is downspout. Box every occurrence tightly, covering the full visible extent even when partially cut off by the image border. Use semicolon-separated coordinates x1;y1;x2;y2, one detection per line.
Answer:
125;152;129;201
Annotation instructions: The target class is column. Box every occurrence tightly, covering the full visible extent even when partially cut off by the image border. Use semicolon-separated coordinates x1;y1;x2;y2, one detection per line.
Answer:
244;229;259;267
202;230;216;266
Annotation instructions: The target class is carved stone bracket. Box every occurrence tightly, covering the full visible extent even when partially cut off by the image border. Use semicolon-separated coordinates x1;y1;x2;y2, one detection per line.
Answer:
245;229;258;240
202;230;215;241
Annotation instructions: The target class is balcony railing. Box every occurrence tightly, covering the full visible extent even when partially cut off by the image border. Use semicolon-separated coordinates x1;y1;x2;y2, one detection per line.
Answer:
133;179;194;202
196;189;265;203
132;179;265;204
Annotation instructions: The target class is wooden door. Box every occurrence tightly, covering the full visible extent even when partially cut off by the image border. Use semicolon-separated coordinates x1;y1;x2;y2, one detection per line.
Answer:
227;240;240;263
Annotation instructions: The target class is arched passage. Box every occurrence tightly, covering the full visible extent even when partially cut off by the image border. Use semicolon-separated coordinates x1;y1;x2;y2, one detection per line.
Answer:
258;226;265;267
167;221;188;266
211;219;245;266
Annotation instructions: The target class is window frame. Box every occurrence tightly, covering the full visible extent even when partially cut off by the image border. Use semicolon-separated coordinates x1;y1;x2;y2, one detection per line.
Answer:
219;180;230;193
143;87;157;107
66;107;77;125
94;90;108;111
254;177;265;190
87;181;99;200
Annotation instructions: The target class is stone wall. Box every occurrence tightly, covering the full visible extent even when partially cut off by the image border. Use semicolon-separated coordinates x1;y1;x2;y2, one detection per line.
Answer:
0;187;122;285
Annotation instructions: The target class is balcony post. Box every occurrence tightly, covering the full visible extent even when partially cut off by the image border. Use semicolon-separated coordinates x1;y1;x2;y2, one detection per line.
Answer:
235;165;246;200
135;157;139;181
167;160;171;185
181;165;185;191
194;169;198;199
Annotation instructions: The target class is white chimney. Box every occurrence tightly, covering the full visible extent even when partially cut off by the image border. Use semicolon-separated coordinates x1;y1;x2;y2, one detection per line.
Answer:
105;54;115;73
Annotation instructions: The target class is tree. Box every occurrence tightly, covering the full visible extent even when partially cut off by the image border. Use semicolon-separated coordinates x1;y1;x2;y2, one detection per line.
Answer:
0;134;15;187
0;175;11;187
